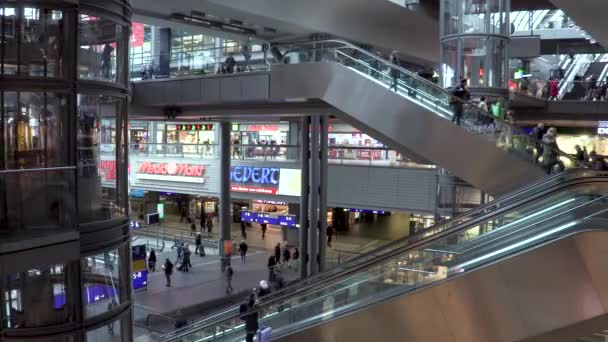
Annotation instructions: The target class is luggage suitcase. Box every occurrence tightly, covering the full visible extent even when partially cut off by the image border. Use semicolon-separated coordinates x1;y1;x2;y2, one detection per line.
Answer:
257;326;272;342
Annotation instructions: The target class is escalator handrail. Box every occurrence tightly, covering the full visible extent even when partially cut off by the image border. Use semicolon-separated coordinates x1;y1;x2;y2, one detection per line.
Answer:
275;39;583;168
161;173;608;341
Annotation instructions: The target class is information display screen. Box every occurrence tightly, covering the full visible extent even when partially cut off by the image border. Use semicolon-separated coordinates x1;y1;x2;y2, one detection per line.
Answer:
131;245;148;290
241;211;297;228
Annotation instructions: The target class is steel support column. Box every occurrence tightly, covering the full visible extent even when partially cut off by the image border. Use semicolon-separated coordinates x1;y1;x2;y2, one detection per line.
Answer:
318;115;329;272
219;121;232;272
299;117;310;278
309;117;320;275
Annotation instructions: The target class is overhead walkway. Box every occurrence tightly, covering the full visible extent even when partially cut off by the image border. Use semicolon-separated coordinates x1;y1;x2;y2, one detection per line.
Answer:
132;40;581;196
158;170;608;342
548;0;608;48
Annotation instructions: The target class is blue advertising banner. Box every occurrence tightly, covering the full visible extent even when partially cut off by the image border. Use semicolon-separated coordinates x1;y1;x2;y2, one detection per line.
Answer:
131;245;148;290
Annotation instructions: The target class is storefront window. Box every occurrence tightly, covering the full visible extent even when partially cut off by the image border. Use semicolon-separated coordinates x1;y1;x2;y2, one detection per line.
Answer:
2;91;69;169
79;14;125;83
2;264;71;328
81;247;127;319
77;94;126;223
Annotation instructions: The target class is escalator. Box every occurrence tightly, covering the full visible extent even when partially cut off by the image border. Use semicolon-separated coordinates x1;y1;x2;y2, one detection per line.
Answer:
158;170;608;342
268;40;564;196
132;39;580;195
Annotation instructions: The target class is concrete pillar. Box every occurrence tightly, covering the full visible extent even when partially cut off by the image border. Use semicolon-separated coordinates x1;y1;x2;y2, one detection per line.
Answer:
299;117;310;278
219;121;232;271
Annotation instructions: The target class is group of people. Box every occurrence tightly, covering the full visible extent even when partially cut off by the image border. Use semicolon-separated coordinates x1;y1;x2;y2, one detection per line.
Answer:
531;123;608;173
267;243;299;283
146;249;178;287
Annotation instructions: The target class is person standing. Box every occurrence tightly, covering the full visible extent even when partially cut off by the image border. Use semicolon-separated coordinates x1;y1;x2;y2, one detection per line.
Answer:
548;78;559;101
542;127;560;174
190;221;197;237
163;258;173;287
575;145;586;163
239;240;249;263
274;243;281;265
240;220;247;239
195;233;202;255
200;214;205;233
176;243;184;266
226;265;234;294
244;303;259;342
206;216;214;234
326;225;334;247
261;223;267;240
450;78;469;126
148;249;157;272
241;38;253;72
389;51;400;92
282;245;291;267
293;247;299;264
531;123;548;164
267;255;277;282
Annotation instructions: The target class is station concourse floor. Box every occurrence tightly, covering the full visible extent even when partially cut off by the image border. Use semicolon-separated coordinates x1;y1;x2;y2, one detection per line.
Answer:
131;213;411;340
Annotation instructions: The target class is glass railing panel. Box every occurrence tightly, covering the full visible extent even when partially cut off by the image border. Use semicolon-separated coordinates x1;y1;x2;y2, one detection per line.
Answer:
167;180;608;341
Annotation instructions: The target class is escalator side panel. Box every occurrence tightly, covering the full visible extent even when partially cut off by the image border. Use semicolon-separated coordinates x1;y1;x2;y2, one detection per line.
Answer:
270;63;546;196
277;231;608;342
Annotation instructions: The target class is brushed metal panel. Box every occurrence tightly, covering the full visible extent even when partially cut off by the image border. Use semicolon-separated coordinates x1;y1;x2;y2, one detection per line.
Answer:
277;232;608;342
202;77;221;103
220;77;243;102
180;79;203;104
574;232;608;310
432;264;528;342
163;80;182;104
241;74;270;101
498;238;604;336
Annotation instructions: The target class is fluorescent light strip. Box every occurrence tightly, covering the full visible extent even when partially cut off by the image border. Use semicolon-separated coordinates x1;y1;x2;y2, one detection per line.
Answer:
454;221;577;270
398;267;436;275
424;248;461;255
456;198;577;254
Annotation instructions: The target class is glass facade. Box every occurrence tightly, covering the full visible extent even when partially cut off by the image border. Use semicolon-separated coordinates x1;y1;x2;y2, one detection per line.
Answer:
0;0;132;340
440;0;509;89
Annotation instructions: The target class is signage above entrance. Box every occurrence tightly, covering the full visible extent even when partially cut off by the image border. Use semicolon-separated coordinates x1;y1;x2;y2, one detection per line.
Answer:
137;162;205;183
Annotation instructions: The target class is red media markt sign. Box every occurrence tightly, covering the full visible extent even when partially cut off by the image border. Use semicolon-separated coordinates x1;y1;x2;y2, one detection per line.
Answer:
138;162;204;177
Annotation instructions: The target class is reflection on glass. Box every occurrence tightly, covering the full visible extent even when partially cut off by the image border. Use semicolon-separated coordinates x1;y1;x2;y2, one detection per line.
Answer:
86;316;123;342
77;94;126;222
2;91;68;169
2;264;70;328
21;8;64;77
78;14;124;83
81;249;122;319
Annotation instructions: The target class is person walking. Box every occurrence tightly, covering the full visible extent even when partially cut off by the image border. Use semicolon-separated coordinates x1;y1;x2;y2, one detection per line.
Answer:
548;78;559;100
182;245;191;272
200;214;205;233
195;233;202;255
239;240;249;263
389;51;400;92
176;243;184;266
282;245;291;267
450;78;469;126
148;249;157;272
226;265;234;294
240;220;247;239
267;255;277;282
293;247;299;264
274;243;281;265
261;223;267;240
163;258;173;287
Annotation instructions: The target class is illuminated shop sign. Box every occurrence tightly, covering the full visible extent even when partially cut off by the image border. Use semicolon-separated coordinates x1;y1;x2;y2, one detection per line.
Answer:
254;199;287;206
98;160;116;181
177;124;215;131
349;208;387;214
136;162;205;183
230;167;301;196
230;166;280;185
598;121;608;135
